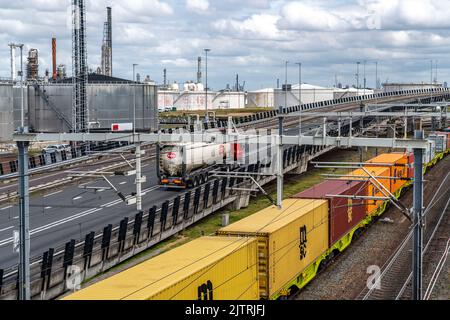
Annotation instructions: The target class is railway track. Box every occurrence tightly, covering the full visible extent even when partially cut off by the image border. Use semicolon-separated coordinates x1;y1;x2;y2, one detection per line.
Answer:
357;172;450;300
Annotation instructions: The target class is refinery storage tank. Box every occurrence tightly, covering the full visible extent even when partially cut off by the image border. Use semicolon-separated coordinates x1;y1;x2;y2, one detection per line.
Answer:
0;83;14;142
27;75;158;133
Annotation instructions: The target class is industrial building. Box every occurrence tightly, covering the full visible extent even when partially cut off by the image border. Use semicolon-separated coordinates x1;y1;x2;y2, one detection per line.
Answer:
270;84;374;109
160;83;377;111
0;83;13;142
0;75;158;142
382;83;443;93
27;74;158;133
157;82;246;111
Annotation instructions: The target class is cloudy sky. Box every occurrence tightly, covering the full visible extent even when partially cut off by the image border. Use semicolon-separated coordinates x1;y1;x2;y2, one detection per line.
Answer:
0;0;449;90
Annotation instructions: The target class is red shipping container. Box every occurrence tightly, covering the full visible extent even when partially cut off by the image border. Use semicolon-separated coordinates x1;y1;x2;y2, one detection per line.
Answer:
293;179;368;247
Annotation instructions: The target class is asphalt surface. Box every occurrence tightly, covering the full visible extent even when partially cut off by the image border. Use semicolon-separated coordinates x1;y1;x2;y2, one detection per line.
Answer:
0;159;180;269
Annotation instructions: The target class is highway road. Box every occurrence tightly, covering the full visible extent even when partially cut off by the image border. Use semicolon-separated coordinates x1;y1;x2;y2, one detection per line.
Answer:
0;159;180;269
0;108;368;270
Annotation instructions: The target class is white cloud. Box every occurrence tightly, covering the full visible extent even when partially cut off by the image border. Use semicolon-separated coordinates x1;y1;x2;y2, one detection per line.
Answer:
161;58;194;67
213;14;286;40
278;0;450;32
186;0;210;13
1;0;450;89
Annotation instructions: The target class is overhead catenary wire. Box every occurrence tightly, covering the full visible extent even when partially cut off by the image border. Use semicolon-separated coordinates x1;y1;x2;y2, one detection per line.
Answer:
164;178;364;300
163;156;410;300
119;193;333;300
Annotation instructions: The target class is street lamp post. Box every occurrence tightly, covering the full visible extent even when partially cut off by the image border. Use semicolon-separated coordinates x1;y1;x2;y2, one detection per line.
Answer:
363;60;366;96
133;63;138;134
375;61;378;90
204;49;211;123
9;42;30;300
284;61;289;111
356;61;361;97
132;63;143;211
295;62;302;135
375;61;379;105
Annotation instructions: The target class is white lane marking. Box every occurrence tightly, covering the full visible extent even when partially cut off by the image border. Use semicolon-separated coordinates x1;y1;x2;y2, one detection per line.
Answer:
103;200;122;208
142;185;160;195
119;182;127;185
97;189;105;193
0;186;157;247
0;226;14;233
13;216;18;220
73;196;83;201
44;206;52;210
43;190;63;198
0;206;12;211
0;206;105;247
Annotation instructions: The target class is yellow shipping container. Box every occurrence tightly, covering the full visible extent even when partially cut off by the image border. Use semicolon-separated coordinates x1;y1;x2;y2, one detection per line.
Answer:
218;199;329;300
346;166;391;215
63;236;259;300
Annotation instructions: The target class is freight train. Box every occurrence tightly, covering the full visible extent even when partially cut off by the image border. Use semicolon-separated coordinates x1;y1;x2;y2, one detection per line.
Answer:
64;131;450;300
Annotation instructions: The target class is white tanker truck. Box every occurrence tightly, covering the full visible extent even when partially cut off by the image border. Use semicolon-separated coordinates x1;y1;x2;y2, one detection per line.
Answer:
157;142;244;188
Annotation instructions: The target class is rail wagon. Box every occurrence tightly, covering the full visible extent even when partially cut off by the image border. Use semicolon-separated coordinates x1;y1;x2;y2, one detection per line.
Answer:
61;150;448;301
63;237;259;300
344;166;392;217
292;179;368;253
217;199;329;300
432;132;450;153
428;133;447;154
366;153;413;197
157;142;243;188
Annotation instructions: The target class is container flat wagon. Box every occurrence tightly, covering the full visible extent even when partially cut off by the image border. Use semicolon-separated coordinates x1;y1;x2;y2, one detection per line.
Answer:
63;237;259;300
63;149;448;300
218;199;329;300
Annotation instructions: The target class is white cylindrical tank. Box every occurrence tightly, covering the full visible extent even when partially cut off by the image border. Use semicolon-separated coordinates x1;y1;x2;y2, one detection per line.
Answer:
196;83;205;91
160;143;234;177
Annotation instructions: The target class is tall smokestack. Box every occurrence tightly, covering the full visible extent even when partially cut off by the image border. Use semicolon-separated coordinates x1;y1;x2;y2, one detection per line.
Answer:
107;6;112;75
197;56;202;84
101;7;113;76
163;68;167;86
52;38;57;81
9;45;16;82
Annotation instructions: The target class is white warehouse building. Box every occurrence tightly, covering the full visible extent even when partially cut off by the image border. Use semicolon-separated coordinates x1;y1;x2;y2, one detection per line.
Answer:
157;82;246;111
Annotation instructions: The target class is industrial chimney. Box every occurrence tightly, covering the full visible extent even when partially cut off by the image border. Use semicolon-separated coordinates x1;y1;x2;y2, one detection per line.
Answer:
9;45;16;83
197;57;202;84
52;38;57;81
101;7;112;76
